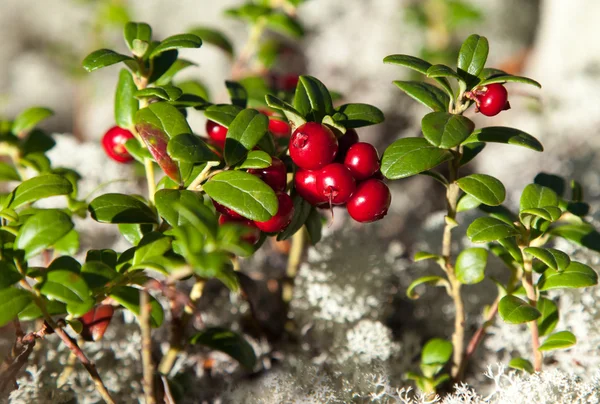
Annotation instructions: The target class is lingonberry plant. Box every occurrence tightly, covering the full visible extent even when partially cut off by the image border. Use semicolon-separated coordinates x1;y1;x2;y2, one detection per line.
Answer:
382;34;599;392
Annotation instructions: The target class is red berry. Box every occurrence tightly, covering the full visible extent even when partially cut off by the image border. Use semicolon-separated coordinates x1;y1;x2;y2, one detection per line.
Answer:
206;120;228;147
344;142;381;181
347;179;391;223
219;214;260;245
476;83;510;117
335;128;359;162
102;126;135;163
213;199;244;219
289;122;338;170
268;117;291;138
294;169;327;206
316;163;356;205
248;157;287;191
254;192;294;233
79;305;114;341
280;74;299;92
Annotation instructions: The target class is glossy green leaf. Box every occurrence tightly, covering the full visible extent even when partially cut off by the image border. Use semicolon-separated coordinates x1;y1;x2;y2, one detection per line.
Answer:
537;297;559;337
456;174;505;206
118;223;152;246
0;288;32;327
335;103;385;128
225;81;248;108
190;327;256;370
498;237;524;264
520;206;562;222
383;54;431;73
53;229;80;256
460;142;486;166
39;270;93;316
224;109;269;166
550;223;600;253
0;162;20;181
154;59;196;86
414;251;442;262
277;195;312;241
406;276;448;299
455;247;487;284
498;295;541;324
124;22;152;53
479;74;541;89
133;232;172;266
457;34;489;78
50;255;83;273
420;170;449;186
18;298;65;321
509;357;534;374
12;107;53;135
463;127;543;152
167;133;219;163
81;261;117;289
225;4;271;20
155;189;217;234
204;104;243;128
239;150;272;169
124;138;152;163
0;261;22;289
149;34;202;58
265;13;304;38
466;217;518;243
538;331;576;351
381;137;453;179
10;174;72;209
135;102;192;138
82;49;132;72
178;80;210;102
88;193;157;224
456;193;480;212
15;210;73;259
203;171;278;221
524;247;570;272
109;286;163;327
188;27;233;56
115;69;139;129
305;208;322;244
421;338;453;365
21;129;56;155
427;64;462;81
421;112;475;149
537;261;598;291
134;85;183;101
393;81;449;112
293;75;334;121
520;184;559;212
264;95;306;129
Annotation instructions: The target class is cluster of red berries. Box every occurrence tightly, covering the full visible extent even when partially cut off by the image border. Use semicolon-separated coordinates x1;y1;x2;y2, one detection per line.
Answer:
290;123;391;223
471;83;510;117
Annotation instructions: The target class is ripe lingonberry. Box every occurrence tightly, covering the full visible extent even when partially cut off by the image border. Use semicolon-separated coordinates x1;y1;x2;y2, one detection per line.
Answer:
475;83;510;117
213;200;244;220
254;192;294;233
280;74;299;92
316;163;356;205
79;305;114;341
248;157;287;191
219;214;261;245
102;126;135;163
268;117;292;138
335;128;359;163
295;169;327;206
289;122;338;170
344;142;381;181
206;120;228;147
346;179;391;223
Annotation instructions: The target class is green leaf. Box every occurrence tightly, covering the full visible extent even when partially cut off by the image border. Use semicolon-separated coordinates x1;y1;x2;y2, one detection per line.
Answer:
455;247;487;284
12;107;53;135
109;286;164;327
188;27;233;56
414;251;442;262
154;59;196;86
498;295;541;324
538;331;577;351
466;217;518;243
508;357;534;374
39;270;93;316
21;129;56;155
0;261;22;289
293;75;334;121
537;261;598;291
190;327;256;370
479;74;541;89
53;229;80;256
224;109;269;166
463;127;543;152
305;208;322;244
10;174;73;209
456;193;480;212
381;137;453;179
427;64;462;81
537;297;559;337
118;223;152;246
239;150;272;169
204;104;243;128
155;189;217;234
420;170;449;186
0;162;21;181
177;80;210;102
0;288;32;327
149;34;202;58
123;22;152;53
520;207;562;222
265;12;304;38
88;193;157;224
520;184;559;212
18;298;65;321
124;138;152;163
226;81;248;108
550;223;600;253
460;142;486;166
82;49;132;72
203;171;278;221
498;237;524;264
133;232;172;266
264;95;306;129
524;247;570;272
456;174;505;206
393;81;450;112
383;54;431;73
167;133;219;163
15;210;73;259
225;4;272;21
406;276;447;299
134;86;183;101
421;112;475;149
81;261;117;289
457;34;489;78
421;338;453;365
135;102;192;138
50;255;83;273
277;195;312;241
335;103;385;128
115;69;139;129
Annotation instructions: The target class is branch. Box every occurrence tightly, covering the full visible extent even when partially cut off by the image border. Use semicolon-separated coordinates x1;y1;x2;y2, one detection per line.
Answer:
140;289;156;404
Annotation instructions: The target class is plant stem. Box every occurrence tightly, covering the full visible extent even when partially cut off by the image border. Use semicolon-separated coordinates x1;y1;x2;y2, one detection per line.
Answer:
140;289;156;404
283;228;306;305
144;158;156;206
521;253;542;371
231;17;267;79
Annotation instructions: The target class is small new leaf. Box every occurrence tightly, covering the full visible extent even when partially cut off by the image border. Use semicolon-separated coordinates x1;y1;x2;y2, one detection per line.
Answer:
455;247;487;284
538;331;577;351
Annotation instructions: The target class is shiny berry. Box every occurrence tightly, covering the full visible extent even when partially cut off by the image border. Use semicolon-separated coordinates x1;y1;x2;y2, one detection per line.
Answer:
347;179;391;223
477;83;510;117
102;126;135;163
280;74;299;92
289;122;338;170
79;305;114;341
316;163;356;205
335;128;359;162
206;120;228;147
294;169;327;206
219;215;260;245
213;200;244;219
248;157;287;191
254;192;294;233
344;142;381;181
268;117;291;138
